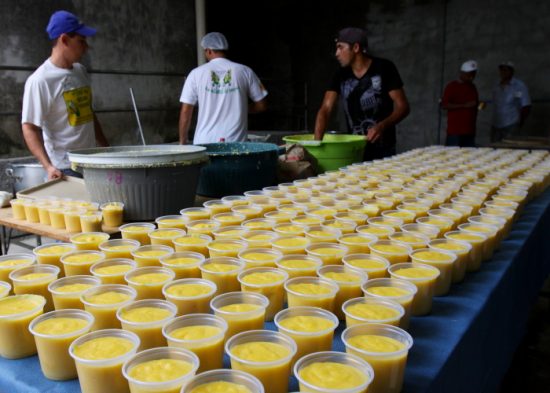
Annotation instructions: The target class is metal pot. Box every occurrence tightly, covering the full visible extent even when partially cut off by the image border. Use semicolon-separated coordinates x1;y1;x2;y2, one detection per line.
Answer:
5;163;46;193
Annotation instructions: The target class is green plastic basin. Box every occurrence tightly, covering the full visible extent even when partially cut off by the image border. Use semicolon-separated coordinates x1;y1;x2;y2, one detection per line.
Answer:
282;134;366;172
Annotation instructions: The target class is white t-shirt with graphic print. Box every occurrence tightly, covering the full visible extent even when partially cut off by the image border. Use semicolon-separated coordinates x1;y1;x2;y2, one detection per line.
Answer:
22;59;95;169
180;57;268;144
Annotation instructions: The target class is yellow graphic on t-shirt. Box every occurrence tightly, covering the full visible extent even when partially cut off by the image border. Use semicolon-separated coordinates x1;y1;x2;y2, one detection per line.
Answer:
63;86;93;126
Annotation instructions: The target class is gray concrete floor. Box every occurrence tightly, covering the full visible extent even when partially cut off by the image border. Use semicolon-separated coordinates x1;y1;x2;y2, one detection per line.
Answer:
4;234;550;392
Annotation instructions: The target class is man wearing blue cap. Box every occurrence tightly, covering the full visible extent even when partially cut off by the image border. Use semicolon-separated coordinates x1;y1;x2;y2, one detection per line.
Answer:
178;32;268;144
314;27;410;161
22;10;108;180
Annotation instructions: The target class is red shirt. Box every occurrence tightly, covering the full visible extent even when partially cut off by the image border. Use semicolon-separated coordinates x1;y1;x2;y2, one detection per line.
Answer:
442;80;479;136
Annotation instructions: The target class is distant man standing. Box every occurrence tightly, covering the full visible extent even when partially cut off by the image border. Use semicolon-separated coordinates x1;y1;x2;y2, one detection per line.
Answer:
179;32;268;144
314;27;410;160
441;60;479;147
22;10;108;180
491;61;531;142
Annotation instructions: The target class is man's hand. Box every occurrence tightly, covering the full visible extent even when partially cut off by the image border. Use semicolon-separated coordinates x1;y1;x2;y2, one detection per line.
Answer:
46;165;63;180
366;124;384;143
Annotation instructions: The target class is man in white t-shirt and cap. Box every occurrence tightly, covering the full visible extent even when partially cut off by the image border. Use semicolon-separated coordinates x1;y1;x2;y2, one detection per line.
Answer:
491;61;531;142
178;32;268;144
21;10;108;180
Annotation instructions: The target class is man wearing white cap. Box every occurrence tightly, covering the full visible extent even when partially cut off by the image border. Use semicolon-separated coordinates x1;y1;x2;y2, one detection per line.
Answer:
179;32;268;144
491;61;531;142
441;60;479;147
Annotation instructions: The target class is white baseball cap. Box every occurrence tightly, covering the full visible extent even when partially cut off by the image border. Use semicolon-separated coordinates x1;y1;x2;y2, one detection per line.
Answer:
201;32;229;50
460;60;478;73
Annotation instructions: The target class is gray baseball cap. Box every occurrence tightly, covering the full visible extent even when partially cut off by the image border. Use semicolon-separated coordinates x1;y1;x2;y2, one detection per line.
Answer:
201;32;229;50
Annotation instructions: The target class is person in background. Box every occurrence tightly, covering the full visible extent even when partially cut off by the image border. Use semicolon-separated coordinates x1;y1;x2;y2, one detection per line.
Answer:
491;61;531;142
178;32;268;144
441;60;479;147
21;10;108;180
314;27;410;160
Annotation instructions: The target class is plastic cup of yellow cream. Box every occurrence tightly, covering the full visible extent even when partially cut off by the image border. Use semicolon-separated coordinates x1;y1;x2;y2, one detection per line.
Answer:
180;207;210;221
0;281;10;298
79;211;103;233
238;267;289;320
70;232;110;251
337;233;377;254
162;278;217;315
22;199;40;223
203;199;232;215
60;250;105;276
120;223;156;245
207;239;248;258
274;306;338;363
99;239;140;259
342;253;389;279
148;228;186;248
304;226;342;244
212;225;250;240
199;257;244;295
356;224;394;240
362;277;418;329
173;234;212;256
81;284;137;330
305;243;348;266
0;253;35;284
124;266;175;300
9;264;60;312
90;258;137;285
160;251;205;279
284;277;339;312
294;351;374;393
226;330;297;393
342;297;404;327
400;223;440;240
163;313;227;373
33;242;76;273
444;231;487;272
180;369;264;393
131;245;174;268
116;299;177;350
238;248;283;269
240;230;279;248
10;199;26;220
155;215;188;230
368;240;412;265
428;239;472;283
409;248;457;296
273;223;309;237
0;294;46;358
29;309;94;380
100;202;125;227
210;291;268;339
275;255;323;279
186;220;222;238
48;275;101;310
342;323;413;393
69;328;140;393
212;212;247;228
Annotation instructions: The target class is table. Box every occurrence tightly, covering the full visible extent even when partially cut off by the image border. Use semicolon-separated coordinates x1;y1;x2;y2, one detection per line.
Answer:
0;188;549;393
0;207;120;255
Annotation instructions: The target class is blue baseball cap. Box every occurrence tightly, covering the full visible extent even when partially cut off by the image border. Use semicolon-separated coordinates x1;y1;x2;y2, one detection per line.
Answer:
46;10;97;40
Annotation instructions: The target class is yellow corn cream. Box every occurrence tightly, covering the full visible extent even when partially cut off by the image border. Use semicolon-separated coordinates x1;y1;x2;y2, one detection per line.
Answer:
0;257;34;282
35;244;75;271
73;337;134;359
157;219;187;229
121;225;155;245
149;229;185;247
285;281;337;312
188;381;252;393
276;258;320;278
445;232;485;272
344;257;388;279
357;225;394;239
128;358;193;382
95;264;134;275
84;290;134;330
393;267;437;278
102;245;138;259
52;283;95;310
133;249;173;268
345;303;401;326
101;203;124;227
62;252;104;276
215;303;265;339
120;306;172;323
298;362;367;390
288;283;332;295
163;281;215;315
369;243;411;265
161;256;202;279
174;236;211;256
390;264;439;316
87;291;131;304
127;271;173;300
11;267;58;312
166;283;212;297
168;325;224;372
367;286;410;297
410;250;455;296
71;233;110;251
277;316;336;361
119;306;174;350
239;270;287;320
0;295;46;359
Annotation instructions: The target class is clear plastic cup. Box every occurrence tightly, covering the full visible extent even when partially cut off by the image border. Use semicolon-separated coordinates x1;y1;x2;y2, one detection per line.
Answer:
334;211;369;226
274;306;338;362
187;220;221;238
155;215;188;230
304;226;342;244
342;296;404;327
60;250;105;276
99;239;140;259
241;218;276;231
163;313;227;373
305;243;348;266
173;234;212;256
368;240;412;265
317;265;368;321
221;195;249;207
48;206;66;229
81;284;137;330
0;253;35;283
180;369;264;393
210;291;268;339
36;201;52;225
240;230;279;248
367;216;403;230
458;222;499;261
160;251;205;279
321;219;357;234
226;330;297;393
49;275;101;310
204;199;232;215
9;264;60;312
416;216;454;237
337;233;377;254
276;255;323;279
409;249;457;296
231;205;263;220
100;202;125;227
362;277;418;329
238;267;288;320
468;215;506;246
238;248;283;269
294;351;374;393
70;232;110;251
400;223;440;240
388;262;440;316
444;231;487;272
212;225;250;240
264;210;297;224
180;207;210;221
148;228;186;248
428;239;472;283
90;258;137;285
29;309;94;380
33;242;75;273
63;208;85;232
22;199;40;223
162;278;217;315
252;199;280;215
389;232;430;250
69;329;140;393
284;277;339;312
212;212;247;227
125;266;175;300
0;294;46;358
342;253;389;279
117;299;177;350
207;239;248;258
356;224;394;240
131;245;174;268
120;223;156;245
342;323;413;393
199;257;245;295
0;281;10;298
10;198;26;220
382;209;416;224
80;211;103;232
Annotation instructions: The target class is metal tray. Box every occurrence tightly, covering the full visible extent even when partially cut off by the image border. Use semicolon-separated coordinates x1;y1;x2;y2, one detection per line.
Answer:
16;176;90;201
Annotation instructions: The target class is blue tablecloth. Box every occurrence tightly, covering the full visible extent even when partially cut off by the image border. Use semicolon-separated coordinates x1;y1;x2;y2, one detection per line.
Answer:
1;188;549;393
